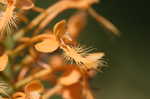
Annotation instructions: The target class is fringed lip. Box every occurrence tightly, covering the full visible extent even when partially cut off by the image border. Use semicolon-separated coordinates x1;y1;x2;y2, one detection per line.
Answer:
62;45;105;70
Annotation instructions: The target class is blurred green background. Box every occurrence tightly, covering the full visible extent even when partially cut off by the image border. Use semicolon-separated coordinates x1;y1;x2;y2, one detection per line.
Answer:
86;0;150;99
35;0;150;99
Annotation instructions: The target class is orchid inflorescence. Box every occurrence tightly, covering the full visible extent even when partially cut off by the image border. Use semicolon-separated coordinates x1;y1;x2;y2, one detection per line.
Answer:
0;0;119;99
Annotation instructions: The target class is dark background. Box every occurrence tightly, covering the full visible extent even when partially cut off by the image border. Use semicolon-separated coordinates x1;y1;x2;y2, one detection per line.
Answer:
87;0;150;99
37;0;150;99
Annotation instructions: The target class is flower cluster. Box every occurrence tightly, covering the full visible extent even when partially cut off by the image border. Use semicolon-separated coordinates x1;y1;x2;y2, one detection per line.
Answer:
0;0;119;99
